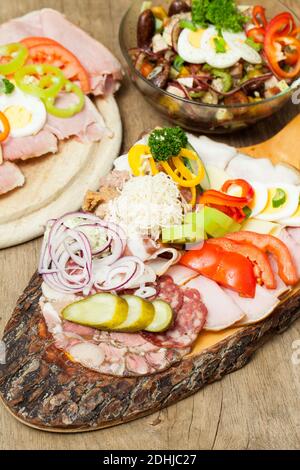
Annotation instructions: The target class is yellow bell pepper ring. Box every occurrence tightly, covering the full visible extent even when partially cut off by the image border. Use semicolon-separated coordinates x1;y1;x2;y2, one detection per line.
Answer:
0;43;28;75
128;144;159;176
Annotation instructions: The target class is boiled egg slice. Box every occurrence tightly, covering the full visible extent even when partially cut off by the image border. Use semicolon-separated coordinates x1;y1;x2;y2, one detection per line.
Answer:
0;86;47;138
177;28;206;64
202;26;240;69
223;31;262;65
248;181;268;218
281;201;300;226
256;184;300;222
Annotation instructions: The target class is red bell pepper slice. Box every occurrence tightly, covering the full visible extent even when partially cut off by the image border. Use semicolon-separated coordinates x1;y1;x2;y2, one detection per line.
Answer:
200;179;254;223
225;231;298;285
180;243;256;298
207;238;276;289
247;26;266;44
200;179;254;209
253;5;268;29
264;12;300;79
222;179;255;200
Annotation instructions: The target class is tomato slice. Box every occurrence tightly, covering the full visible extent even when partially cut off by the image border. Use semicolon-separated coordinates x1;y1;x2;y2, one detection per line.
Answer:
180;243;256;298
20;37;61;48
207;238;276;289
225;231;298;286
20;38;90;94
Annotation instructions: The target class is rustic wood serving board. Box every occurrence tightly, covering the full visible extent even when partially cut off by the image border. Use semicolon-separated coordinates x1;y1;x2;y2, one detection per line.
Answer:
1;114;300;432
0;275;299;432
0;95;122;249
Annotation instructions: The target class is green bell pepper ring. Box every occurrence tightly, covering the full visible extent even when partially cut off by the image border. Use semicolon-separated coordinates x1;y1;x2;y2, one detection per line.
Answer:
44;80;85;118
15;64;66;99
0;43;28;75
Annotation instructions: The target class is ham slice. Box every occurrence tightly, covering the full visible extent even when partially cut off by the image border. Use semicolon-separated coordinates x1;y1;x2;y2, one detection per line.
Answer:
167;265;199;286
225;285;279;326
2;130;58;161
0;8;122;95
45;95;107;142
3;96;105;162
186;276;244;331
0;161;25;194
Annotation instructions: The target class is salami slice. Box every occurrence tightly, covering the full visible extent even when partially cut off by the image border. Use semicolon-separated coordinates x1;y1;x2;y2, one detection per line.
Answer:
157;275;184;313
143;287;207;349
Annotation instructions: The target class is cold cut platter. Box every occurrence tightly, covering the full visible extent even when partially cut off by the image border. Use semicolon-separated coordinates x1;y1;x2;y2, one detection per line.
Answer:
0;9;122;249
1;113;300;432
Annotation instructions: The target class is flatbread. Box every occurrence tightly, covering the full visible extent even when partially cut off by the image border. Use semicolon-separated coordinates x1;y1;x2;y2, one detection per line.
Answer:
0;95;122;249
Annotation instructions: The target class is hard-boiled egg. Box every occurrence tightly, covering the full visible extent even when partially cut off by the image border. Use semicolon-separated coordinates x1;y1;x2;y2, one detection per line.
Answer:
281;202;300;226
0;86;47;138
177;28;206;64
223;31;262;65
248;181;269;217
201;26;240;69
256;184;300;222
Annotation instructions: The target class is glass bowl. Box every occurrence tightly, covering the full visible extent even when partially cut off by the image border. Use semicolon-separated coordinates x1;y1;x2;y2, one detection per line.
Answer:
119;0;300;134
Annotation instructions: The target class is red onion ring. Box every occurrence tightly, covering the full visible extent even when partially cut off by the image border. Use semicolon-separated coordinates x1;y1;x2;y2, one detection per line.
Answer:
39;211;128;295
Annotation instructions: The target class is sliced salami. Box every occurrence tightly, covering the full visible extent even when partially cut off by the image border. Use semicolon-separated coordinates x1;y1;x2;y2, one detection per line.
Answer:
157;275;184;313
143;287;207;349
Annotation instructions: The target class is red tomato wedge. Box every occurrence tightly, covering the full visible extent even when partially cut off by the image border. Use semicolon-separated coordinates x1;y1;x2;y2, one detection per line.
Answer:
20;37;90;93
225;231;298;286
180;243;256;298
207;238;276;289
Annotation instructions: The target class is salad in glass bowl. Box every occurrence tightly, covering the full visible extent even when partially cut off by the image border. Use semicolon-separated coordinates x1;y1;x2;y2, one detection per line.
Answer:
121;0;300;132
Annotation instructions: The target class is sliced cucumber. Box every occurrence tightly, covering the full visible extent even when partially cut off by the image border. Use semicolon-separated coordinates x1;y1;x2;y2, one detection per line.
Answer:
62;293;128;330
145;300;173;332
114;295;155;332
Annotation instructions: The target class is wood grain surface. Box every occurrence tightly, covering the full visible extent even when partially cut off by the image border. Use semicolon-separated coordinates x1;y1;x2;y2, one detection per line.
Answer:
1;0;300;450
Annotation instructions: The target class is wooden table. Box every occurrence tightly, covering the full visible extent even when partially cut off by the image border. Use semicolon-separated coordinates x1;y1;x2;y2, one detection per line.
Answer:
1;0;300;450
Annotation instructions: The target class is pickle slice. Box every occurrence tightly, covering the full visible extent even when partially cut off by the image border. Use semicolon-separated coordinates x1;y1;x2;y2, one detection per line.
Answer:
145;300;173;332
62;293;128;329
114;295;155;332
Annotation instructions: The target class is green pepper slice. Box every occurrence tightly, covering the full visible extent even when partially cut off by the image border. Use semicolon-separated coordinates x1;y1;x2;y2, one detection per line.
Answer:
272;188;286;208
0;43;28;75
44;80;85;118
15;64;66;99
212;68;233;93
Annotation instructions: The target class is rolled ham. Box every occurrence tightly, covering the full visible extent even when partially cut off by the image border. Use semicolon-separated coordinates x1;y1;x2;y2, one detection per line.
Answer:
0;8;123;95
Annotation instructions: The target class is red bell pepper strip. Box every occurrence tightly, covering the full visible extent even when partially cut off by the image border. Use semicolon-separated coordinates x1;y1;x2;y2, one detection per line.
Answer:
199;190;249;208
180;243;256;298
225;231;298;285
247;26;266;44
253;5;268;29
222;179;255;200
200;180;254;223
264;12;300;79
207;238;276;289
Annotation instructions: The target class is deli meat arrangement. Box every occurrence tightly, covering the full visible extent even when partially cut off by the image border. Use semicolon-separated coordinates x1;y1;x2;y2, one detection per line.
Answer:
0;8;122;195
35;126;300;379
